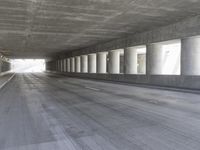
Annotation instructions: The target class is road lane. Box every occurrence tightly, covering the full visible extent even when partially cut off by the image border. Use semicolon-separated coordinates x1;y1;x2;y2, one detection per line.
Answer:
0;73;200;150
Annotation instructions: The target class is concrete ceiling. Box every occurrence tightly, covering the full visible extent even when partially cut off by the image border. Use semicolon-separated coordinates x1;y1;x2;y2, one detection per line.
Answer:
0;0;200;58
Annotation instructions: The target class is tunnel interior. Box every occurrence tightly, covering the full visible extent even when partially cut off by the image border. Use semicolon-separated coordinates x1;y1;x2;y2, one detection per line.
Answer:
1;1;200;150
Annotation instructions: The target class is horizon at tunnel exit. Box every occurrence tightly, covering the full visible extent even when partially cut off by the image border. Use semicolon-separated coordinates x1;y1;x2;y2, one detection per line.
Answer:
11;59;45;73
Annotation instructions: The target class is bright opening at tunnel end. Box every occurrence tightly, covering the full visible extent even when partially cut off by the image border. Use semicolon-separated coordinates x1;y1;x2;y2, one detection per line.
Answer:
11;59;45;73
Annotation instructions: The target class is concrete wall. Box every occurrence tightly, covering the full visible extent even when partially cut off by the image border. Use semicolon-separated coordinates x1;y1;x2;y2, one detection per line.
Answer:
46;61;56;71
52;73;200;90
0;55;11;75
47;15;200;90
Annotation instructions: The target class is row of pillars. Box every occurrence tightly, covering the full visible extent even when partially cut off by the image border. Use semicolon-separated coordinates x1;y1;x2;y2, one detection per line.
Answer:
56;50;123;74
70;52;119;74
55;36;200;75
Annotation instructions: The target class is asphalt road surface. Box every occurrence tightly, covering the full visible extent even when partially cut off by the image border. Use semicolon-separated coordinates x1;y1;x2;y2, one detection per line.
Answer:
0;73;200;150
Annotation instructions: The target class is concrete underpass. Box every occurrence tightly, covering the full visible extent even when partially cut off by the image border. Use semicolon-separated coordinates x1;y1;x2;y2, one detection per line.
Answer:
0;0;200;150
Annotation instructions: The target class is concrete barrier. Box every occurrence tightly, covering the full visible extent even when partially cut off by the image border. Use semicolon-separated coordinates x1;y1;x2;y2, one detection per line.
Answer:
51;71;200;90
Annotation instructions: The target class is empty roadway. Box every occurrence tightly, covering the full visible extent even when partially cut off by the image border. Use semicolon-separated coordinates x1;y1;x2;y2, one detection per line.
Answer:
0;73;200;150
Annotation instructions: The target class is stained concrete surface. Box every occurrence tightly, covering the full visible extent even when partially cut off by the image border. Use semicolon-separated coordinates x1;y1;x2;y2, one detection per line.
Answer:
0;73;200;149
1;0;200;57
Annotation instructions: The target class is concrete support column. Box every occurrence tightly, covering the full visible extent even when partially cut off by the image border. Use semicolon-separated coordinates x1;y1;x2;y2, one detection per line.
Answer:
146;43;163;75
181;36;200;75
97;52;107;74
61;59;64;72
56;61;58;71
0;59;2;73
63;59;67;72
88;54;96;73
56;60;58;71
60;60;63;72
58;60;61;72
70;57;75;72
81;55;88;73
124;47;137;74
62;59;65;72
75;56;81;73
108;50;120;74
67;58;70;72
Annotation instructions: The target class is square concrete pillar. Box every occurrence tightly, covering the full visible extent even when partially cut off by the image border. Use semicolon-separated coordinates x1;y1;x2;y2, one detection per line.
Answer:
146;43;163;75
81;55;88;73
181;36;200;75
70;57;75;72
75;56;81;73
108;49;121;74
124;47;137;74
67;58;70;72
88;54;96;73
97;52;107;74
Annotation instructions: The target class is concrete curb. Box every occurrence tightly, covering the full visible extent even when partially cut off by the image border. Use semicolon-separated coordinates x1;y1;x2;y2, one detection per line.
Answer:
0;71;10;77
0;73;15;90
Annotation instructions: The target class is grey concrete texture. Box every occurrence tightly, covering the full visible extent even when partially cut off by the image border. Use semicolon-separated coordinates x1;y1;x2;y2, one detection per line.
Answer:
1;73;200;149
54;72;200;90
63;15;200;58
0;0;200;58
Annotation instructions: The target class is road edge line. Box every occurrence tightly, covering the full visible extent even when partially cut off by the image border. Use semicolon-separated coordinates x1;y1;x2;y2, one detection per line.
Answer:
0;73;15;90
